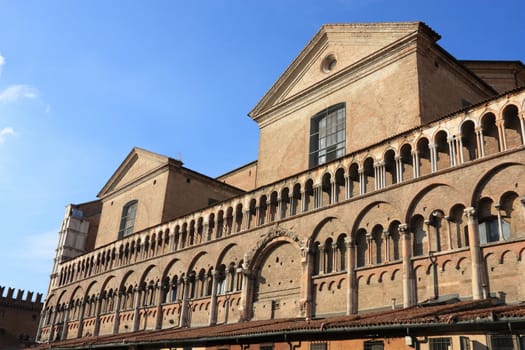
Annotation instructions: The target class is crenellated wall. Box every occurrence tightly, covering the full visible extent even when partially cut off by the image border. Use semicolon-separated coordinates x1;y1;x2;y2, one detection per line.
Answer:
0;286;43;347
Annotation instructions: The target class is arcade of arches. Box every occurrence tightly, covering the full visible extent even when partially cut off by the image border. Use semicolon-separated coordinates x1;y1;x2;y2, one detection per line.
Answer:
36;22;525;347
39;154;525;341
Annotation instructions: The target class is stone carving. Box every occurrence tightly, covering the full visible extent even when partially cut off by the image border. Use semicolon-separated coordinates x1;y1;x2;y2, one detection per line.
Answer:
244;224;306;269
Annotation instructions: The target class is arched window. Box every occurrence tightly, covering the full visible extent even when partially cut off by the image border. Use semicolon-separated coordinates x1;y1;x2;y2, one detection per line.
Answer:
216;264;226;295
503;105;523;149
118;200;138;239
355;229;368;267
449;204;468;249
170;276;179;302
481;113;500;155
371;225;383;264
309;103;346;167
384;150;397;186
324;238;334;273
460;121;478;162
478;197;499;244
312;241;320;275
500;192;524;240
389;221;401;261
411;215;426;256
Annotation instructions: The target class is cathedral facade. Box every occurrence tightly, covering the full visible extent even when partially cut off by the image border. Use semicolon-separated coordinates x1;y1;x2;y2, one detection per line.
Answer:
36;22;525;350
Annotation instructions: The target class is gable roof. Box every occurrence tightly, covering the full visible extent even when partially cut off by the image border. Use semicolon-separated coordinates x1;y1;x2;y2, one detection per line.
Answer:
249;22;440;121
97;147;182;198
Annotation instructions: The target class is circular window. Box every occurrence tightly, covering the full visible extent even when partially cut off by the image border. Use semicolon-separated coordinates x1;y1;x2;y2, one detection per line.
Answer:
321;54;337;73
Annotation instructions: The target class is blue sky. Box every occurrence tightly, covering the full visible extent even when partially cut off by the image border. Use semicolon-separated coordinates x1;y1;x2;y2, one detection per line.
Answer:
0;0;523;296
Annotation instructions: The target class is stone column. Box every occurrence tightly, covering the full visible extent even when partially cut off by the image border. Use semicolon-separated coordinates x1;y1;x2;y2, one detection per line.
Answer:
384;230;391;262
345;237;357;314
48;306;58;342
202;221;210;242
168;228;176;251
494;203;504;241
232;210;240;233
444;216;453;250
412;151;420;178
132;287;142;332
278;196;286;219
475;128;483;158
289;196;296;216
208;271;219;325
176;230;184;250
155;285;166;330
477;128;486;158
93;296;103;336
374;165;380;190
345;176;352;199
60;304;70;340
429;143;437;173
35;307;46;342
395;156;403;183
400;224;414;307
366;233;373;265
497;119;507;151
458;135;465;164
239;260;254;321
179;277;191;327
112;291;122;334
332;242;338;272
424;220;432;254
331;182;337;204
520;112;525;145
243;210;251;230
301;190;307;212
314;186;322;209
359;169;366;195
377;162;385;189
318;244;326;274
76;300;86;338
186;227;192;247
464;207;484;300
382;162;387;187
300;241;314;320
447;137;457;167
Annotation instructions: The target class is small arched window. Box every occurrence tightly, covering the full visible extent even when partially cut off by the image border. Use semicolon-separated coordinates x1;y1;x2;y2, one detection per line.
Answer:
118;200;138;239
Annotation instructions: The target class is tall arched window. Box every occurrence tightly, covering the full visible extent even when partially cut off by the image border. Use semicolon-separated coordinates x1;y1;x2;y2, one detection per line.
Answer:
309;103;346;168
118;200;138;239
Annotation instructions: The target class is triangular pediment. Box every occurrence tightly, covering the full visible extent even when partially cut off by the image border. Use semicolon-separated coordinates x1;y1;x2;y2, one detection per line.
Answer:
97;147;178;198
249;22;439;121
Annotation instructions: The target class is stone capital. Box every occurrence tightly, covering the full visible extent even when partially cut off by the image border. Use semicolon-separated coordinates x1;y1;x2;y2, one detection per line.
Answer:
463;207;476;220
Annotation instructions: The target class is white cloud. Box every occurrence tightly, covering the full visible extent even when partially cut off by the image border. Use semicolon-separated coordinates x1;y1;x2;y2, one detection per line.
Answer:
0;84;38;103
0;127;15;143
0;53;4;75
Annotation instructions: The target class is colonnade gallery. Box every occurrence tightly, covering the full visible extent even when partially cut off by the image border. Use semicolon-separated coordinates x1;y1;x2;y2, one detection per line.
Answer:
37;22;525;350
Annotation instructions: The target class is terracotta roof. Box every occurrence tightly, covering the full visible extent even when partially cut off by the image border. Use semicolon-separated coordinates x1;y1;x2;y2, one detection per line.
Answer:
35;299;525;350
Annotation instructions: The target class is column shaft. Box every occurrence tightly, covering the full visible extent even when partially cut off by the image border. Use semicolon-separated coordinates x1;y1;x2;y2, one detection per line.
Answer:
464;207;484;300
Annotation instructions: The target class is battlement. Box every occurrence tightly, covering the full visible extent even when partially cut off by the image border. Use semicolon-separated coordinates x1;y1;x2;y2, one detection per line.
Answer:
0;286;43;311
